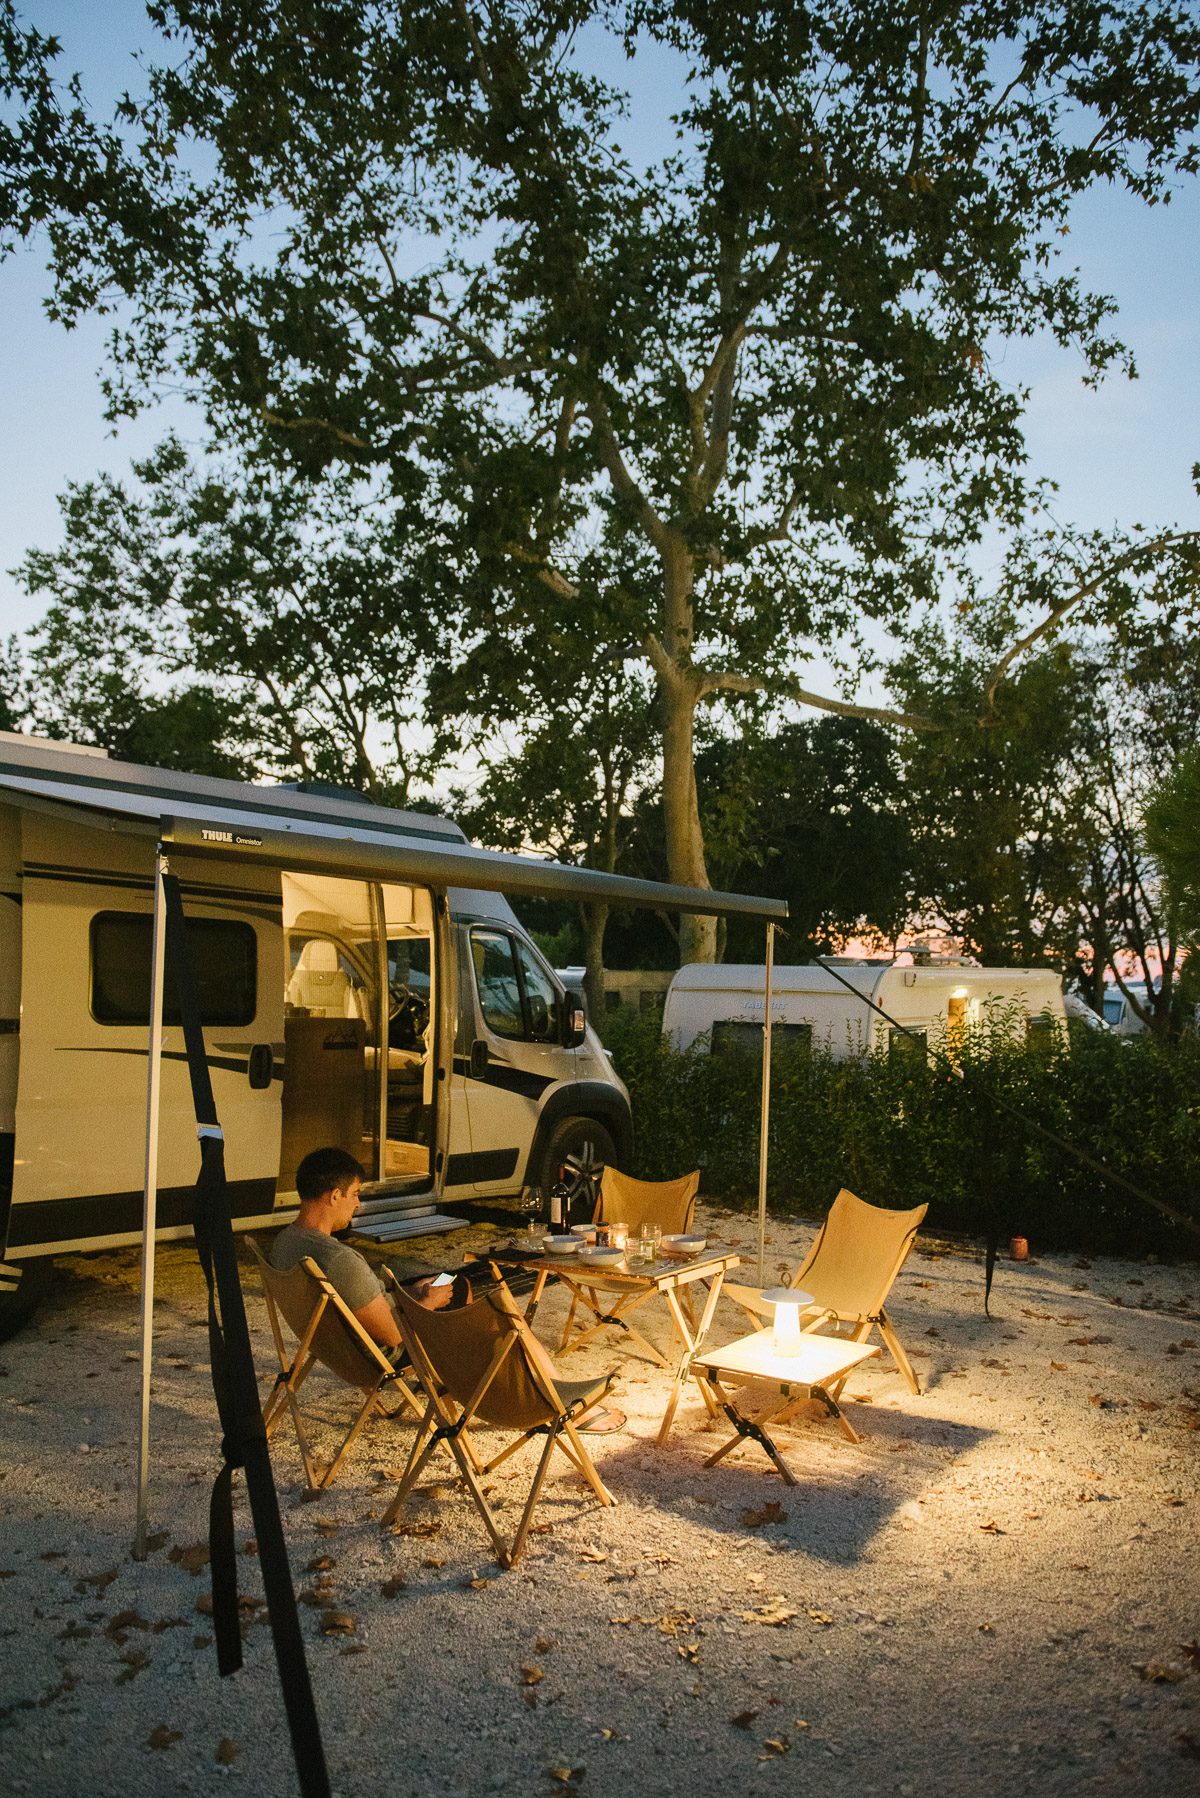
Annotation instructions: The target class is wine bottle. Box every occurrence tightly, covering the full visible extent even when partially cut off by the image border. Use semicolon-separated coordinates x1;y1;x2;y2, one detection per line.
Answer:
548;1182;568;1234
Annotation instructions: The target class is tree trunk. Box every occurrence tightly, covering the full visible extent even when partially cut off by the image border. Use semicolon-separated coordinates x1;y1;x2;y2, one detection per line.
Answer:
580;901;608;1023
658;545;717;964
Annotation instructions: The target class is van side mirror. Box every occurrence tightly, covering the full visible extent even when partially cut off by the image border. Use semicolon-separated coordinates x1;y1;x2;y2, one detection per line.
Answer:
563;999;587;1048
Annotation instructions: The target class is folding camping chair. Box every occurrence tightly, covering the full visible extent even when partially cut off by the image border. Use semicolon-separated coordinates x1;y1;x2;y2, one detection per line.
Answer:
560;1165;702;1354
250;1241;421;1493
381;1270;617;1567
723;1188;928;1394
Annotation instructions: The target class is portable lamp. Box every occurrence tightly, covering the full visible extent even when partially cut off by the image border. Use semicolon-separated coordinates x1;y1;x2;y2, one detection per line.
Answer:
762;1287;814;1356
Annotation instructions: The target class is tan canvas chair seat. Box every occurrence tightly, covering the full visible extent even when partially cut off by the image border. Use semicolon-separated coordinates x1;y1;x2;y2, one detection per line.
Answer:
724;1188;928;1395
250;1240;420;1493
381;1270;617;1566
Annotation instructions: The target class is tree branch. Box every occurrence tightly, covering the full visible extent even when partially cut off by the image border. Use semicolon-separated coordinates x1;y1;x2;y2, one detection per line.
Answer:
588;399;673;554
695;665;939;731
978;530;1200;720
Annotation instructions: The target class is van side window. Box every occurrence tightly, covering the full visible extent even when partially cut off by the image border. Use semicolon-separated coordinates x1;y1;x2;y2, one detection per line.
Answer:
91;912;257;1026
471;928;561;1044
514;938;560;1043
471;930;526;1040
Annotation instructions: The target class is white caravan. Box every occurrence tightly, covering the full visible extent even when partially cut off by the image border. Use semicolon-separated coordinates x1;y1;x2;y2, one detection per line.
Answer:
662;959;1068;1059
0;736;783;1329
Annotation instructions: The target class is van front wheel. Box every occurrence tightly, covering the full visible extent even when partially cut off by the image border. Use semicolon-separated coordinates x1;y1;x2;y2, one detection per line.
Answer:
536;1118;617;1215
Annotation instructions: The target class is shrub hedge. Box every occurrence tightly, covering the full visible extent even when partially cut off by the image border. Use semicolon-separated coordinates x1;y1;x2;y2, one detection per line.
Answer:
599;1006;1200;1257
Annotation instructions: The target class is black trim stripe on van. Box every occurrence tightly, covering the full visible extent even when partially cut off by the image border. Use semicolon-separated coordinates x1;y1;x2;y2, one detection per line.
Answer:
6;1177;279;1249
444;1148;520;1185
451;1056;554;1100
54;1046;285;1083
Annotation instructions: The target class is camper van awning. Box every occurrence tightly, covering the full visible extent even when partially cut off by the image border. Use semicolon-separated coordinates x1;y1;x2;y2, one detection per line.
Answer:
0;739;787;923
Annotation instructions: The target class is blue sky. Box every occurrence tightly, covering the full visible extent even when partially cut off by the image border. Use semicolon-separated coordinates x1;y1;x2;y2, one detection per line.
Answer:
2;2;1198;645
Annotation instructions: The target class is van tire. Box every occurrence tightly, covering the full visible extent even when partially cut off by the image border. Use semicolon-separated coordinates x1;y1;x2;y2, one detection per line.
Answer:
0;1257;54;1344
535;1117;617;1210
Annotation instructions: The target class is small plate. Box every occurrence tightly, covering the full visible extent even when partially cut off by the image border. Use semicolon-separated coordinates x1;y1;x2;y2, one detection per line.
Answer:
578;1245;625;1265
569;1224;596;1238
541;1236;581;1256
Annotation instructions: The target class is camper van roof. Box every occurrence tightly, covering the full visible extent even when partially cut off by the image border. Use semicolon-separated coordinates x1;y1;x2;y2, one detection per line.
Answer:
0;736;787;923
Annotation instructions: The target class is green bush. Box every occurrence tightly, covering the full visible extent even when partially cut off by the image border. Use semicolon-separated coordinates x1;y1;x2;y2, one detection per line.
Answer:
599;1005;1200;1256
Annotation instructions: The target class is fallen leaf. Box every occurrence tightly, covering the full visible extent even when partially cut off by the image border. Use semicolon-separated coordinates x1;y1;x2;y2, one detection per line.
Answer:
146;1725;182;1750
1182;1640;1200;1668
242;1539;258;1557
979;1522;1006;1535
978;1622;995;1634
115;1650;151;1685
759;1736;790;1758
380;1576;407;1599
394;1521;442;1540
678;1641;700;1663
741;1598;797;1628
521;1665;545;1686
464;1575;491;1591
421;1556;447;1570
74;1568;119;1595
215;1739;239;1766
730;1709;760;1728
534;1635;554;1654
1138;1659;1188;1683
305;1555;336;1573
741;1501;787;1529
167;1542;210;1575
546;1767;584;1786
313;1519;340;1538
1138;1399;1163;1412
299;1585;336;1607
807;1610;834;1626
580;1548;609;1563
319;1611;356;1637
1050;1361;1068;1371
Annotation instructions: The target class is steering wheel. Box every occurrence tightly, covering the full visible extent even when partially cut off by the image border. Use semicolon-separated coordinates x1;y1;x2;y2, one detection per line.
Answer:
388;980;430;1044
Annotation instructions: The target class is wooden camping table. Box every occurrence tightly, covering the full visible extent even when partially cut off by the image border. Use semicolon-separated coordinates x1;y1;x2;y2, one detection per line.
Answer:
473;1245;740;1444
690;1329;880;1484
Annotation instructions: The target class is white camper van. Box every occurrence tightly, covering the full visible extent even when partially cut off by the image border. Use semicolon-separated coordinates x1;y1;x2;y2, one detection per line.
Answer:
0;738;782;1333
662;959;1067;1059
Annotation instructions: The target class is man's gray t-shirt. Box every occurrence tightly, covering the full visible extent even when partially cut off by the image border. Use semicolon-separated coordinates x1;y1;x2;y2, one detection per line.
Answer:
268;1224;383;1312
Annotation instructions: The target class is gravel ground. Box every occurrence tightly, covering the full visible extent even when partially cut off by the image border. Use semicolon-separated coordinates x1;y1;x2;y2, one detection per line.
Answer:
2;1205;1198;1798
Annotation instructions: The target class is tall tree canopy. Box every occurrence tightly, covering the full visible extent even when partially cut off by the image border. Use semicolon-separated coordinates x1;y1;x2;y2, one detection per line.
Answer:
4;1;1200;956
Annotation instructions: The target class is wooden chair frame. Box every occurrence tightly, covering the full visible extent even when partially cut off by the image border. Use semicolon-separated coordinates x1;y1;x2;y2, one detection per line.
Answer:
725;1189;928;1395
251;1242;420;1493
381;1270;616;1567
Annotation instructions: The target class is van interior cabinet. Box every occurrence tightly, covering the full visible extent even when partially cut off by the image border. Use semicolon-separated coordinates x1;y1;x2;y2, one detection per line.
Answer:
278;1016;366;1197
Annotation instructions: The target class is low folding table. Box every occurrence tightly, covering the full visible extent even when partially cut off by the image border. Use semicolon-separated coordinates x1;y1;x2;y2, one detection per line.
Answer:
477;1245;740;1444
689;1329;881;1484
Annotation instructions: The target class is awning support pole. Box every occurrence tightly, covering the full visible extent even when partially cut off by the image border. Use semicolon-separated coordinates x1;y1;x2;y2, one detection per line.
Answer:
756;921;776;1287
133;848;169;1561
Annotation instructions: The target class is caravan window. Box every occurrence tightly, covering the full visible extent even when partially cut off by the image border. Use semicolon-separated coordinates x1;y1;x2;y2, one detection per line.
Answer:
710;1021;812;1056
889;1027;927;1064
91;911;257;1026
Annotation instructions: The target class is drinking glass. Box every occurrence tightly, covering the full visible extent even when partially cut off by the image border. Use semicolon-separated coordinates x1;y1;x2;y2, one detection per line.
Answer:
523;1186;544;1241
640;1223;660;1263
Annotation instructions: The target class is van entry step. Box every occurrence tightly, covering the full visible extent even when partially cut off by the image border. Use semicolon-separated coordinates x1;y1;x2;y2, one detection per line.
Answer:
352;1213;464;1243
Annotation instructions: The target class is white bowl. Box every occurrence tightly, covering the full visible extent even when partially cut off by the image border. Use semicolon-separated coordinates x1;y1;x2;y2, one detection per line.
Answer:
578;1245;625;1264
541;1235;581;1256
569;1224;596;1237
661;1234;706;1256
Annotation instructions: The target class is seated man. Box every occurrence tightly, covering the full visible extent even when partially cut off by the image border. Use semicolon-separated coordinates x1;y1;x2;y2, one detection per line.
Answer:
270;1145;623;1430
270;1146;451;1352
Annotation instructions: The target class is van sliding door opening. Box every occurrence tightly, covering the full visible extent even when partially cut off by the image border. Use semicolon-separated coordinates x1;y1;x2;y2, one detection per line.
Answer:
279;874;435;1196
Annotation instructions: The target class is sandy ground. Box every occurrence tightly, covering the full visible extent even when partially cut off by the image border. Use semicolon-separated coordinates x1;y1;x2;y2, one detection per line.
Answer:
1;1205;1198;1798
